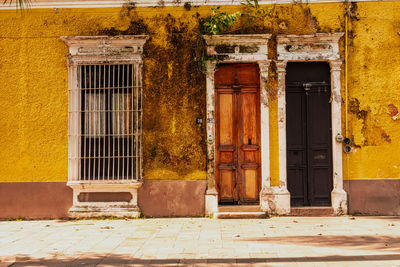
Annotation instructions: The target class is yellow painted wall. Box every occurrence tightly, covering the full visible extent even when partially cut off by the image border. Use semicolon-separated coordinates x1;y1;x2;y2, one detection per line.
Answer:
342;2;400;180
0;1;399;183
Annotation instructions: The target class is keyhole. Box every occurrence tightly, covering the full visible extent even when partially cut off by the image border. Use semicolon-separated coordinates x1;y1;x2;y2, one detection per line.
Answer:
248;138;252;145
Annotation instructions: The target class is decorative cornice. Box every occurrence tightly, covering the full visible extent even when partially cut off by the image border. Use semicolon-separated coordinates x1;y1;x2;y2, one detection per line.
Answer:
277;33;344;44
277;33;343;61
0;0;394;10
204;34;270;62
61;35;149;48
61;35;149;58
204;34;272;46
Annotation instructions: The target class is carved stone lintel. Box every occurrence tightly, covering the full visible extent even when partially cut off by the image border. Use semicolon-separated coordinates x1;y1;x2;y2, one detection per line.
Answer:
203;34;271;63
277;33;344;61
61;35;149;58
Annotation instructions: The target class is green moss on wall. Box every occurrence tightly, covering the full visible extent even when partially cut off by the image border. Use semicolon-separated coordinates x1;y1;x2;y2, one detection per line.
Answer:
97;11;207;180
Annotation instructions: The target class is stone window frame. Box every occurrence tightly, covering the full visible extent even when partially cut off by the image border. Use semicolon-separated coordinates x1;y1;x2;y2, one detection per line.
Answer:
61;35;148;218
203;34;272;215
273;33;348;215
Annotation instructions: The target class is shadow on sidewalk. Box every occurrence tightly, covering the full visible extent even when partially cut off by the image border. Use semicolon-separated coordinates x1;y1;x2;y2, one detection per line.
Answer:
239;235;400;252
9;253;400;266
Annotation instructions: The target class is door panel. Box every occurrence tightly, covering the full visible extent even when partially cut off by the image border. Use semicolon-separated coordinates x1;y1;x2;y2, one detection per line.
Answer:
215;63;260;204
240;92;258;146
219;94;234;146
220;169;234;199
306;84;332;205
238;89;260;203
244;169;258;200
286;83;308;206
217;91;236;202
286;62;333;207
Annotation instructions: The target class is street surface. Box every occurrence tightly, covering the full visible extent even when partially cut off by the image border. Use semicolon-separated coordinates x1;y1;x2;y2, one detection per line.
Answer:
1;216;400;266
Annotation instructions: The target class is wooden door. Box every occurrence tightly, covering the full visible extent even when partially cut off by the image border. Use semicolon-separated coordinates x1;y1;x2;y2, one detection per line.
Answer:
215;64;261;204
286;62;333;206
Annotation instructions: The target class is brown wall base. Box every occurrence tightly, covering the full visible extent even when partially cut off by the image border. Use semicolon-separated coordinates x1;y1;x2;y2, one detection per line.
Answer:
344;179;400;215
0;180;206;219
0;182;73;219
138;180;207;217
2;179;398;218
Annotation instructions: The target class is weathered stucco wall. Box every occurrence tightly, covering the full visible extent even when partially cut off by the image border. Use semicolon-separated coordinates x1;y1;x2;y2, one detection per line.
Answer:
342;3;400;180
0;1;399;185
0;6;211;182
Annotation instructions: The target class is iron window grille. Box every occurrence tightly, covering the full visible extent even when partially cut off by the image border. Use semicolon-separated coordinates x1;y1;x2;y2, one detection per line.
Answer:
62;36;147;183
79;64;142;181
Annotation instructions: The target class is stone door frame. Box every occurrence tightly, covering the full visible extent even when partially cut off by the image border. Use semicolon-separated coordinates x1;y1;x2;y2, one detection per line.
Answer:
203;34;272;215
274;33;348;215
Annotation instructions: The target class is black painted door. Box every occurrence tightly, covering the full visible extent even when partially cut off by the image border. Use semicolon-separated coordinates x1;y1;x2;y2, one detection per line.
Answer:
286;62;333;207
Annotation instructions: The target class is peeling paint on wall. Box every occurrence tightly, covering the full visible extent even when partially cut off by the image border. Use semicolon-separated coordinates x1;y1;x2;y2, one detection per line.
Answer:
388;104;398;120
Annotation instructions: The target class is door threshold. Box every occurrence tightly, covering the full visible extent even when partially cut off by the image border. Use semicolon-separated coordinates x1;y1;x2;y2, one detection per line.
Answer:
215;211;267;219
215;205;266;219
290;206;334;216
218;205;261;212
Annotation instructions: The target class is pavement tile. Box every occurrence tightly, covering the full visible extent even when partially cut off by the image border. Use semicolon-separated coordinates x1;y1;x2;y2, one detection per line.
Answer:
2;217;400;266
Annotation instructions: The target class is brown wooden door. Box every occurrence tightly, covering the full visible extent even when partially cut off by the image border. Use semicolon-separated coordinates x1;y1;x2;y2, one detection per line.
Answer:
286;62;333;206
215;63;261;204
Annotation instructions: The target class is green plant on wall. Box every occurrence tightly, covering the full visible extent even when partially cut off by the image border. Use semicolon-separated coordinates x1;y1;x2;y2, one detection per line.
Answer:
202;6;240;35
241;0;274;26
201;1;275;35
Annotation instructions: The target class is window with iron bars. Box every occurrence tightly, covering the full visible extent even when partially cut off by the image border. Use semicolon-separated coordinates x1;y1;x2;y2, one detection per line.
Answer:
78;64;142;181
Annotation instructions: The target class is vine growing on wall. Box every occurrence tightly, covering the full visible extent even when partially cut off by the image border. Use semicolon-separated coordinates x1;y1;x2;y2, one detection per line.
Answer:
202;6;240;35
241;0;273;27
199;0;275;73
201;0;275;35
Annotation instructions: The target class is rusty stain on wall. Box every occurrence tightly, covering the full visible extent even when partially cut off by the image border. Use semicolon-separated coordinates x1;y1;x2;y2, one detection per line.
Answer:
388;104;398;120
349;98;394;146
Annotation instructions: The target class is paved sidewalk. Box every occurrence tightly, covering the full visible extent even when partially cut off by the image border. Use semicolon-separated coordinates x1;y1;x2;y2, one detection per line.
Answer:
1;216;400;266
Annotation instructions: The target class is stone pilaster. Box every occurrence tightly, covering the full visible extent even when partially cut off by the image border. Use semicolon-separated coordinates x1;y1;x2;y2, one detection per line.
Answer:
205;61;218;216
260;60;290;215
329;59;348;215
